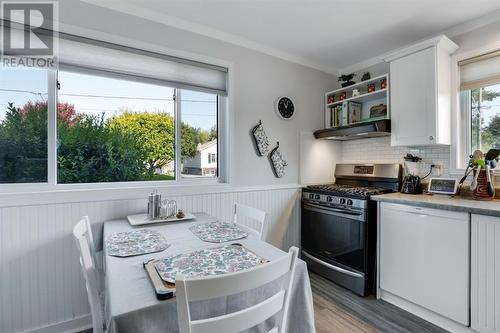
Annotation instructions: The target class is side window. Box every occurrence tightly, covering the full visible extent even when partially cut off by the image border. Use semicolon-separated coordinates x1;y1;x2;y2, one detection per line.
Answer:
0;68;48;183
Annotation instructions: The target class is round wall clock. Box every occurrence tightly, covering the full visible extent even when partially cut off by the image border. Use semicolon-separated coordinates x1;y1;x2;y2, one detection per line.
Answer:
275;96;295;120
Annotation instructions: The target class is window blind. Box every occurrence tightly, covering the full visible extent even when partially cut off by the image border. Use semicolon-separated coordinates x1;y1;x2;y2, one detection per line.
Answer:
459;50;500;91
2;22;228;95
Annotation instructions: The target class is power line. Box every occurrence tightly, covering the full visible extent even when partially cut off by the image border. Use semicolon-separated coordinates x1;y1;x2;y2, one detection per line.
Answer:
0;88;216;103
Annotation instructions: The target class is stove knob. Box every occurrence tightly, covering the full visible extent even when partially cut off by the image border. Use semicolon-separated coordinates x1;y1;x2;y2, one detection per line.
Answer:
308;193;315;199
347;199;353;206
340;198;346;205
314;194;321;200
326;196;333;202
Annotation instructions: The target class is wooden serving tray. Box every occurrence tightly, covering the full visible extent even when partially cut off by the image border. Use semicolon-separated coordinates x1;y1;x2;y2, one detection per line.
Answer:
127;212;196;226
143;258;176;300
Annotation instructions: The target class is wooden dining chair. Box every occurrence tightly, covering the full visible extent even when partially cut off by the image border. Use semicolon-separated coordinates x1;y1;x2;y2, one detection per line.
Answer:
233;203;268;241
176;246;299;333
73;218;105;333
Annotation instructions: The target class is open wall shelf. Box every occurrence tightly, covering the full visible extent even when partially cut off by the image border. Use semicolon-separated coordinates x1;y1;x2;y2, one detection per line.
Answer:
324;74;390;129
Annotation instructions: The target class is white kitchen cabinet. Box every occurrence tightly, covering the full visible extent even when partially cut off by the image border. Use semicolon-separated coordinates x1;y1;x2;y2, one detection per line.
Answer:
384;35;458;146
471;214;500;333
379;202;470;325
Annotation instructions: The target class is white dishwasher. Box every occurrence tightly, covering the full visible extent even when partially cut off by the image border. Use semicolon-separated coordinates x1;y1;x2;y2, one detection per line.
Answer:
379;202;470;326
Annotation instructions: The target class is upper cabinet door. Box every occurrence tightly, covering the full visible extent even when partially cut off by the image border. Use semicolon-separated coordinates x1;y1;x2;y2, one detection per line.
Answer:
385;35;458;147
390;47;437;146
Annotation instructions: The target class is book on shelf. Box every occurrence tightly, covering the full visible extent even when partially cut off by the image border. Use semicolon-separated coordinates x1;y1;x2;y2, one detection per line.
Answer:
329;101;362;127
348;101;362;124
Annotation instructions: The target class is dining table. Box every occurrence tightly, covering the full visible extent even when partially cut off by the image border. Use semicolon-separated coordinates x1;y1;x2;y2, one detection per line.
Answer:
103;212;316;333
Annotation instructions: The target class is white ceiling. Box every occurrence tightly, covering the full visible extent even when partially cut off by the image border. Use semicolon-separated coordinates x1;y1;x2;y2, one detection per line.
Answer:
82;0;500;74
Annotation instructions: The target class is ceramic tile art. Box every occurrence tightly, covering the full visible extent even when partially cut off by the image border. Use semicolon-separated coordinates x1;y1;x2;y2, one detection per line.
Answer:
153;244;267;283
189;221;248;243
106;229;170;257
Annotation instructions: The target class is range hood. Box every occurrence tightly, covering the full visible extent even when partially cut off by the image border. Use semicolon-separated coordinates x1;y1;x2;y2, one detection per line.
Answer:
314;119;391;141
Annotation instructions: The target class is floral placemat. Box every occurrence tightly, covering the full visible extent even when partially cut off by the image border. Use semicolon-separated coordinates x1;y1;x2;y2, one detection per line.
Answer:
153;244;267;283
189;221;248;243
106;229;170;257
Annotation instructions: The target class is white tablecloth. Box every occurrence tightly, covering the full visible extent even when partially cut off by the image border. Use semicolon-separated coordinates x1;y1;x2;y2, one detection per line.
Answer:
103;213;315;333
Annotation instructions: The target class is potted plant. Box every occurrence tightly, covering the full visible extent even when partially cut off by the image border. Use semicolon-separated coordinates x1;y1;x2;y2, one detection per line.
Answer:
338;73;356;88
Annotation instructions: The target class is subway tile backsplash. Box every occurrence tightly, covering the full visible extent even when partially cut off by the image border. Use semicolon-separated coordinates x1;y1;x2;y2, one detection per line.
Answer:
340;136;451;177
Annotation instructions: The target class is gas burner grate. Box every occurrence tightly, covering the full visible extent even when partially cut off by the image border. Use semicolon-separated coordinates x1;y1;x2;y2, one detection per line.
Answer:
306;184;390;197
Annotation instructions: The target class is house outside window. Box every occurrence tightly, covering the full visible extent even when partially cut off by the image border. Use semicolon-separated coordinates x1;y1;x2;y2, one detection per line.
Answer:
183;140;217;177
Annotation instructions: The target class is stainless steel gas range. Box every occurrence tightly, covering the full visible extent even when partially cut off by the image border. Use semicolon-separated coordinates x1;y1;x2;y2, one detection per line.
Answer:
301;163;401;296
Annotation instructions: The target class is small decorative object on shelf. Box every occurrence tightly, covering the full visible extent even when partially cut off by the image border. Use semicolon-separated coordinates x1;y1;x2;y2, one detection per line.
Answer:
380;77;387;89
369;104;388;118
361;72;371;81
327;95;335;104
269;142;287;178
352;89;360;97
338;73;356;88
176;209;185;219
251;120;270;156
367;83;376;93
339;91;347;100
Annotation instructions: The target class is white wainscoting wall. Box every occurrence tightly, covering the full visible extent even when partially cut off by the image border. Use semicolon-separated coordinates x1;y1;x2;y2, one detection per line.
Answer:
0;185;301;333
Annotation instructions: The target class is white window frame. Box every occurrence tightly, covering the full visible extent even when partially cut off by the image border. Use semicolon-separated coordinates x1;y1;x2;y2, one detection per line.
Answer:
0;41;232;194
450;42;500;175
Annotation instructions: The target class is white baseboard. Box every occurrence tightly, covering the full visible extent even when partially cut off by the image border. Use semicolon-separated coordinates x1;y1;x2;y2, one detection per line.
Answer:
379;290;473;333
25;315;92;333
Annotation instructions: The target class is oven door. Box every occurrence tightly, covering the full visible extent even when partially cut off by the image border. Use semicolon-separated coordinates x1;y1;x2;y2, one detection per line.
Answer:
301;201;367;274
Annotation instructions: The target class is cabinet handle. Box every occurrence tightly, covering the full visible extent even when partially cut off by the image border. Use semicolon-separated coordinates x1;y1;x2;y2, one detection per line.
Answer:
429;135;434;141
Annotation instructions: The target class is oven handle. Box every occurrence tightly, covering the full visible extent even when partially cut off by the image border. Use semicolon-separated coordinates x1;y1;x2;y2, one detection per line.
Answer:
302;202;364;217
302;250;364;278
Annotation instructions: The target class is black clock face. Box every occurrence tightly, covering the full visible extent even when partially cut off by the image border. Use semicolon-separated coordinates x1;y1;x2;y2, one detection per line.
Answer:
277;97;294;119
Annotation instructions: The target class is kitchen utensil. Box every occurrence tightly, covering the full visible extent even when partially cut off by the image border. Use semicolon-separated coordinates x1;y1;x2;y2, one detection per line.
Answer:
486;162;495;197
491;157;499;169
485;149;500;162
470;164;481;191
472;150;484;163
457;155;475;195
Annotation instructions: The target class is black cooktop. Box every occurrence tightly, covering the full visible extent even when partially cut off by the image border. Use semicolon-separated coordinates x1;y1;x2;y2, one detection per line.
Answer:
306;184;392;198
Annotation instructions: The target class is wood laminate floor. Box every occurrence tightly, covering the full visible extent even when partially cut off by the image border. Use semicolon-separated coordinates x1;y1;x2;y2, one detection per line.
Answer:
311;272;451;333
81;272;451;333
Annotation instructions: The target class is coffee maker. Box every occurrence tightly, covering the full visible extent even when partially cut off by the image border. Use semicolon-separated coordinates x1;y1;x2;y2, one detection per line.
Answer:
401;154;423;194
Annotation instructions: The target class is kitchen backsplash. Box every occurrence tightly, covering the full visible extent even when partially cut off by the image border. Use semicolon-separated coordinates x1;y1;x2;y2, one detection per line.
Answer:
340;136;451;177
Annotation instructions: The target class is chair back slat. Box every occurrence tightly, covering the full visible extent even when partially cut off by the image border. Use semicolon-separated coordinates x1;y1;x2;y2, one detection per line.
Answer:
176;246;299;333
73;218;104;333
180;250;292;301
190;290;285;333
233;203;267;241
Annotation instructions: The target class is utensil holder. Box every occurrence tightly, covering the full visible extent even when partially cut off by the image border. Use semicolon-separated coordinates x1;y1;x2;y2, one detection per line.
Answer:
473;169;494;200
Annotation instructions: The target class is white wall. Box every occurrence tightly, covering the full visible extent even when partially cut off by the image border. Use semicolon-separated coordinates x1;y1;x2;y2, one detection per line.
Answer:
57;0;337;187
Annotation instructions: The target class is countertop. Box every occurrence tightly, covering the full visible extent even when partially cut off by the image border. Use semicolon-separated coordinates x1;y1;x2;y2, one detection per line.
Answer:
372;192;500;217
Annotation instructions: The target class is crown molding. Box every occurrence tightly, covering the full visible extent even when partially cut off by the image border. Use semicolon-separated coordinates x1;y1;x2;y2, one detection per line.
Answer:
80;0;338;75
337;10;500;75
442;8;500;38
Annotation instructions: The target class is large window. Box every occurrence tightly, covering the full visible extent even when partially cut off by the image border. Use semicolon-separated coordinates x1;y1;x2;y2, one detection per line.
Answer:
0;30;228;187
0;67;222;185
